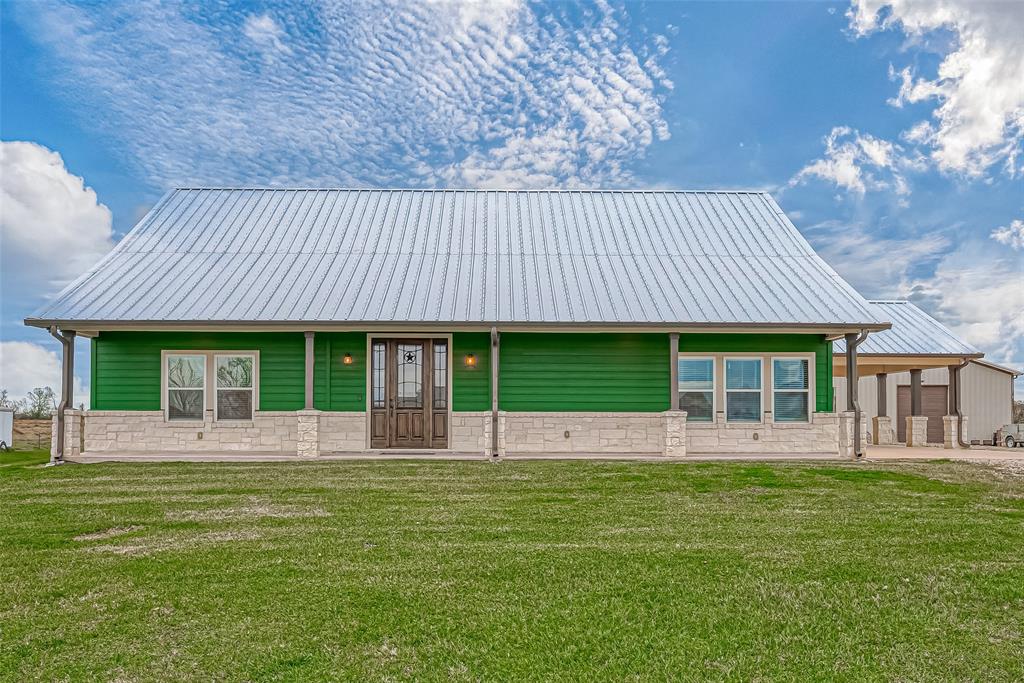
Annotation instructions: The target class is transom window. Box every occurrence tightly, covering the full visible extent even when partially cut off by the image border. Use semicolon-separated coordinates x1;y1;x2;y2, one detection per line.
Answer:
725;358;762;422
166;354;205;421
215;354;255;420
773;358;810;422
678;357;714;421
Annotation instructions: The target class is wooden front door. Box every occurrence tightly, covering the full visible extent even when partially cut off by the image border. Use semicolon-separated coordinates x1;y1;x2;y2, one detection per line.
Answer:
896;385;947;443
370;339;448;449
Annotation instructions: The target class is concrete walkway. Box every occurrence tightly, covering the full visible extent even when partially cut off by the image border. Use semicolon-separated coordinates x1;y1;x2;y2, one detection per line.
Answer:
865;445;1024;461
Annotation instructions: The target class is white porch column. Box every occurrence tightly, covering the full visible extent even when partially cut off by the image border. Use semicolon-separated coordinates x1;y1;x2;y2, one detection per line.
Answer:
297;409;321;457
943;415;968;449
906;416;928;447
663;410;687;457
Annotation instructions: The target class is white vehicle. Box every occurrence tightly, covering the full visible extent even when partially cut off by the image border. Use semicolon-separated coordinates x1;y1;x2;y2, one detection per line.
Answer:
1001;423;1024;448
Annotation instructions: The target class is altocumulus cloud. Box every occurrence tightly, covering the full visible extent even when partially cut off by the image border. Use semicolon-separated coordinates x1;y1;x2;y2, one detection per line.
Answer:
12;0;674;189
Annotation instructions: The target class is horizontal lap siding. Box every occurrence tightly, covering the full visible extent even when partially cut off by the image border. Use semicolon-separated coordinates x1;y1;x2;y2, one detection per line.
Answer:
678;333;833;412
500;333;669;412
92;331;305;411
453;332;491;411
314;332;366;411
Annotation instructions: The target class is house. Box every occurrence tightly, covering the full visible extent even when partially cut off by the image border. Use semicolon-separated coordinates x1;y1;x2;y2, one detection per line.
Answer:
833;301;1020;446
28;188;898;461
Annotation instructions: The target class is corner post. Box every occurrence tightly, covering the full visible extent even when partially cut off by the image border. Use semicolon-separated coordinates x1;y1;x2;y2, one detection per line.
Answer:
47;326;75;465
844;331;869;458
910;369;922;416
490;326;500;458
669;333;679;411
872;372;893;445
304;331;315;410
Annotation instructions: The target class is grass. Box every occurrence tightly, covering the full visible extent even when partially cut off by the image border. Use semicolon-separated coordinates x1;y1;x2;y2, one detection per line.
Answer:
1;449;1022;681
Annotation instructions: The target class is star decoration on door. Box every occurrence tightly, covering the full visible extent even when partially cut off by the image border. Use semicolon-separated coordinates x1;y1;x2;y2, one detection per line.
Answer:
404;351;416;363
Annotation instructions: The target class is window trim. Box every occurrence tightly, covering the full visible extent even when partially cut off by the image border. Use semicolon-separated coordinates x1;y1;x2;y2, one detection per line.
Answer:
160;350;260;423
213;353;258;422
770;355;814;423
677;354;716;422
724;356;764;424
164;353;207;423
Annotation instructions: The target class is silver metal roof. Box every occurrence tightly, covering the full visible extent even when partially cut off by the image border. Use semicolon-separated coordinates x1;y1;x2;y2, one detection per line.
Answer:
834;301;981;356
29;189;886;328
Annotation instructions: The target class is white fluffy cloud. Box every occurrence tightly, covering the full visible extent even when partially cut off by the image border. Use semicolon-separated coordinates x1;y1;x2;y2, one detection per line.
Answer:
790;127;913;197
849;0;1024;177
12;0;673;189
0;341;88;408
0;141;114;298
991;218;1024;250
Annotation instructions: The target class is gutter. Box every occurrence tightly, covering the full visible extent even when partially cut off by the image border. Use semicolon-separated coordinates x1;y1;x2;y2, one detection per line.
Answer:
845;330;870;458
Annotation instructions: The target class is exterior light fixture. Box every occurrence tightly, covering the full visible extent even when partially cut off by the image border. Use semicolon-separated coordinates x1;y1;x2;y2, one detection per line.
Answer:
342;353;353;365
465;353;477;367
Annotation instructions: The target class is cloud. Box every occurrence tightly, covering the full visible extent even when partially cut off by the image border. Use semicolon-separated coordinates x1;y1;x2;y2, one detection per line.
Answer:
0;341;88;409
12;0;673;189
848;0;1024;177
790;126;912;197
0;141;114;300
901;242;1023;368
991;218;1024;250
804;219;949;295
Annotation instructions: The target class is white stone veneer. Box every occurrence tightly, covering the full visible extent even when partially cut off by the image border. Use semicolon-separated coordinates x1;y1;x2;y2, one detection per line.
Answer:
450;412;492;454
319;412;368;453
687;412;844;456
499;412;666;456
82;410;299;453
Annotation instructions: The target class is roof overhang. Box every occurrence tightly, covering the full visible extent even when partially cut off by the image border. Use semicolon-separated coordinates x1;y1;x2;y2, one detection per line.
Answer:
26;318;890;336
833;353;984;377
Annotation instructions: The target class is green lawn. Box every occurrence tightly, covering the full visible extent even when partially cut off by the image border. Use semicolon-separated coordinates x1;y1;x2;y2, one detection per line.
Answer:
2;450;1022;681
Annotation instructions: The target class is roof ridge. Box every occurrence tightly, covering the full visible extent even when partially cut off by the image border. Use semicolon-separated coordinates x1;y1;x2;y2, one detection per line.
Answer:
170;187;774;194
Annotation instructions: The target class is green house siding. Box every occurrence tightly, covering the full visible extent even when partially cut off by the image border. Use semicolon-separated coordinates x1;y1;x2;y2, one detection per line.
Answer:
677;334;833;412
452;332;491;411
91;331;307;411
499;333;670;412
313;332;366;411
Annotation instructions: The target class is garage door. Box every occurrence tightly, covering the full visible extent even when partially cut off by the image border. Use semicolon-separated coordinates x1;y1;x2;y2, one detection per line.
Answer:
896;385;947;443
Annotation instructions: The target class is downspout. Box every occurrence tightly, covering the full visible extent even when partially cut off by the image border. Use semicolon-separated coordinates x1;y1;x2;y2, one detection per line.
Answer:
490;326;499;458
952;359;971;448
844;330;870;458
47;325;75;465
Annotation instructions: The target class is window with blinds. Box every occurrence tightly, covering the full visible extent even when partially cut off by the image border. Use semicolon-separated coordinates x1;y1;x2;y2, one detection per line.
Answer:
678;357;714;421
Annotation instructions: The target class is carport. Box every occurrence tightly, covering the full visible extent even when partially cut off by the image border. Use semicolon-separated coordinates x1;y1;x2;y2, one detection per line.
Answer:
834;301;982;448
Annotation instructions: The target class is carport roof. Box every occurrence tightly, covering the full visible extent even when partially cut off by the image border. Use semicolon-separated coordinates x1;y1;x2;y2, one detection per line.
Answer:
834;301;981;357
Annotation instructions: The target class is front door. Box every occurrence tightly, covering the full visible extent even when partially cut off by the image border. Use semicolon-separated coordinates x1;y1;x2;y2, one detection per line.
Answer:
370;339;448;449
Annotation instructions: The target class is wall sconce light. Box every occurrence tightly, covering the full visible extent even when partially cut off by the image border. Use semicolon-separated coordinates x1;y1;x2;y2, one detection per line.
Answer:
342;353;353;365
464;353;477;367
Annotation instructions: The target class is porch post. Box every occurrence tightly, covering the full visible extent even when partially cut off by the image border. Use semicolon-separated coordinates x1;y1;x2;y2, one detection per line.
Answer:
490;326;500;458
906;368;927;446
304;331;315;410
669;333;680;410
876;373;887;417
909;369;922;415
844;331;868;458
872;372;893;445
47;326;75;465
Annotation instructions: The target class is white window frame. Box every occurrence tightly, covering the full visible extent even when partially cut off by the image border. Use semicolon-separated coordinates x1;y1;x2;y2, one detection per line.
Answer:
770;355;814;423
161;350;260;423
724;356;764;423
214;353;258;422
677;355;716;422
163;353;207;423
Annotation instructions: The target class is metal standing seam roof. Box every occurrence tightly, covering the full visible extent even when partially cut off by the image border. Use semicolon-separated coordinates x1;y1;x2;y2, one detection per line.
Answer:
834;301;981;356
28;189;887;328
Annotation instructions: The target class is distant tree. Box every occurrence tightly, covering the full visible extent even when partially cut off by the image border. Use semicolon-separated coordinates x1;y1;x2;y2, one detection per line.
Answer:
19;387;57;419
1014;400;1024;424
0;389;12;408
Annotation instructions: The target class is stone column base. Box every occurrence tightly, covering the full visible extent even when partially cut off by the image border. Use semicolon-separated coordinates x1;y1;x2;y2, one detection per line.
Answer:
839;411;855;459
906;416;928;447
296;409;321;457
943;415;968;449
663;410;687;457
872;416;894;445
50;409;83;461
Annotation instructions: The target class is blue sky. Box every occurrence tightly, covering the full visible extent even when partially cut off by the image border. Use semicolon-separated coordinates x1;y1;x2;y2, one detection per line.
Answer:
2;0;1022;399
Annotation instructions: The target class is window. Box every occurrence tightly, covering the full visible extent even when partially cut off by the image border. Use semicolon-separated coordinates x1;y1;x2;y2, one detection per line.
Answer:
773;358;810;422
678;357;714;421
215;354;255;420
725;358;762;422
166;354;205;421
372;342;386;409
